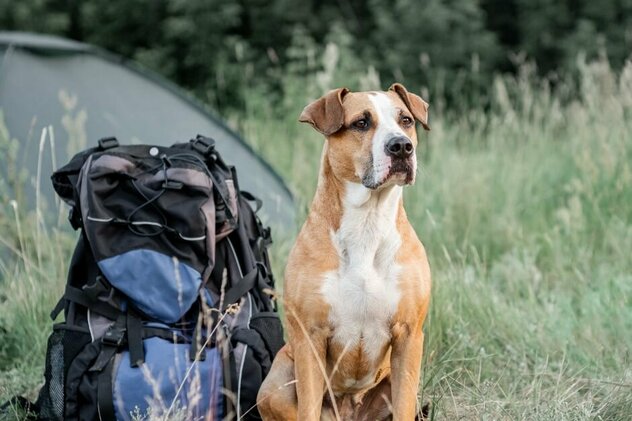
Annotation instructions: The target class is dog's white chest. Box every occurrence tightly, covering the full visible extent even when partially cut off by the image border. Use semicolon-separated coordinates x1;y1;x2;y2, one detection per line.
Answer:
321;183;402;366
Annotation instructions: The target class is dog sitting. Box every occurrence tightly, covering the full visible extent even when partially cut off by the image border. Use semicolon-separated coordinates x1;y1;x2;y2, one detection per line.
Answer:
258;83;432;421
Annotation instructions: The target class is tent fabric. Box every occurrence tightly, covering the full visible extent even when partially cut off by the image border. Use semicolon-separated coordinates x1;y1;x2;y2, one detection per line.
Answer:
0;31;295;229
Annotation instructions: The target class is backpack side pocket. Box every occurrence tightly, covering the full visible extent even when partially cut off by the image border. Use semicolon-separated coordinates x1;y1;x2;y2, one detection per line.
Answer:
36;324;92;421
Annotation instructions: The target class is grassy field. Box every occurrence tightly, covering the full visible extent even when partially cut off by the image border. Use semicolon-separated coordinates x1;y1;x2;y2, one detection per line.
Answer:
1;53;631;420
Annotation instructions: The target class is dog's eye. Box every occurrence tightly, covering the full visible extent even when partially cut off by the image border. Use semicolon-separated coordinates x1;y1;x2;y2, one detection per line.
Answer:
401;116;414;126
352;119;370;130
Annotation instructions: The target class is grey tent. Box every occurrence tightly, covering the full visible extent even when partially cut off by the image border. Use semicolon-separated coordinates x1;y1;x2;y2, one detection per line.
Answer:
0;31;294;228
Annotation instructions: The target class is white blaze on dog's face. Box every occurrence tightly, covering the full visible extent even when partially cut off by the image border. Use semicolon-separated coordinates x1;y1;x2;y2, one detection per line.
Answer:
299;83;430;189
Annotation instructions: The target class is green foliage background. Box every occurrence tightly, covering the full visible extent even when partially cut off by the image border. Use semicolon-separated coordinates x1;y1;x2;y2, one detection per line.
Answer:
1;0;631;112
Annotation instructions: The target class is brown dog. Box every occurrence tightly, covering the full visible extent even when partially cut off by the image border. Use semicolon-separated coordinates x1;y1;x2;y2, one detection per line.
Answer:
257;84;432;421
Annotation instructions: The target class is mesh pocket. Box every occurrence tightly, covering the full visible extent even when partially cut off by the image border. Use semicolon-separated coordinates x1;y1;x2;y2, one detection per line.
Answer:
250;312;284;359
36;324;91;421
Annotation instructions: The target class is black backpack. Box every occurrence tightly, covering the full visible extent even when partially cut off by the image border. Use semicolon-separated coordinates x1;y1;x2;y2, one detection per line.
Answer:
32;135;284;421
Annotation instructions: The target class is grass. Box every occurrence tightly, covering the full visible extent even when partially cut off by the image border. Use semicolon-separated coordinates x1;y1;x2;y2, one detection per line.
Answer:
1;48;632;420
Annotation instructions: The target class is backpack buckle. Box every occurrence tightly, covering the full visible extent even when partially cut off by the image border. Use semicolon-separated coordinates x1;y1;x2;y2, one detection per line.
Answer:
90;322;125;372
262;227;272;244
191;135;215;155
101;326;126;347
83;276;113;302
68;207;82;230
97;136;119;150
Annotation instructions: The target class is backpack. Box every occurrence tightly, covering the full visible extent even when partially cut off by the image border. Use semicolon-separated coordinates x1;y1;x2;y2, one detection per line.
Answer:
33;135;285;421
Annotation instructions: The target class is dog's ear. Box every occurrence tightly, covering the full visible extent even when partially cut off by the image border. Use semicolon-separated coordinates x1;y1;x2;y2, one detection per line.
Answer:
299;88;350;136
389;83;430;131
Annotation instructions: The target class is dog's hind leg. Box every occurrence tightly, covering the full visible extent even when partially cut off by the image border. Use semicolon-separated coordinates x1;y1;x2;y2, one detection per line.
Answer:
257;345;298;421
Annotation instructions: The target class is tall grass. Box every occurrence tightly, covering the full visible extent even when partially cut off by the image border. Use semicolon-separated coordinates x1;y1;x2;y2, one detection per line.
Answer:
1;47;631;420
0;128;73;414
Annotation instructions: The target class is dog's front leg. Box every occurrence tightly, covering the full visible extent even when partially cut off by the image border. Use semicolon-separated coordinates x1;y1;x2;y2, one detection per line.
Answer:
295;337;327;420
390;320;424;421
288;314;329;421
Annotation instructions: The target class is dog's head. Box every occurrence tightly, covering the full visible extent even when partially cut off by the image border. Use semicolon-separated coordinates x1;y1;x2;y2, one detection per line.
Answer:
300;83;430;190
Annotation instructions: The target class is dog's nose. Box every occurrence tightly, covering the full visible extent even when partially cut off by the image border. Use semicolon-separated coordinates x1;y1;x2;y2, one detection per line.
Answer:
385;136;414;158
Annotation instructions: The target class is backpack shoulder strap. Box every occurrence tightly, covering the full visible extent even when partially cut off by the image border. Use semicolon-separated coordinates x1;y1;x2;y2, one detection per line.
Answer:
211;194;276;313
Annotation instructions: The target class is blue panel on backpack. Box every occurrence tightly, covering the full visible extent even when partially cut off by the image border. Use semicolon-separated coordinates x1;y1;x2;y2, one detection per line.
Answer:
98;249;202;323
113;337;223;421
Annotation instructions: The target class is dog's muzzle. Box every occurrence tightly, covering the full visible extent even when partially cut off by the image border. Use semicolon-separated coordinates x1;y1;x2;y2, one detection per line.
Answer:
385;136;415;184
361;147;416;190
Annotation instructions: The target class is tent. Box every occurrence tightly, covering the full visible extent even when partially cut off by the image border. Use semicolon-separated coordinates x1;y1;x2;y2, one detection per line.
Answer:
0;31;295;229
